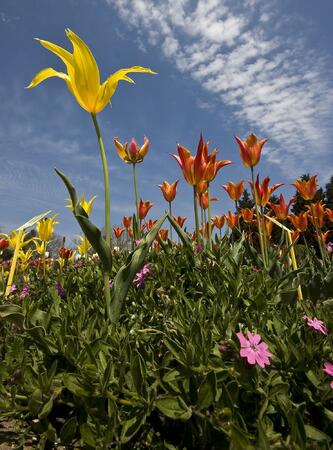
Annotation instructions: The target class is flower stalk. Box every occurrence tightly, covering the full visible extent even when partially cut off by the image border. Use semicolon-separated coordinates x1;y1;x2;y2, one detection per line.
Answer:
251;167;267;268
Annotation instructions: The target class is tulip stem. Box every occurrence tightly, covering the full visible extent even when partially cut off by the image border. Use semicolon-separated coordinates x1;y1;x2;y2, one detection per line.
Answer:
310;204;327;268
207;185;212;251
193;186;200;242
168;202;173;242
91;113;111;320
132;163;140;238
251;167;267;268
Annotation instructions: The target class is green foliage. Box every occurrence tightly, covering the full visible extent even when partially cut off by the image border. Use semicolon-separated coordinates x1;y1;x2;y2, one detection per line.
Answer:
0;238;333;449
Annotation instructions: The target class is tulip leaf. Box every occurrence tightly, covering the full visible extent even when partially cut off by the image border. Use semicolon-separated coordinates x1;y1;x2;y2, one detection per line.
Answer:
55;168;112;274
166;214;192;248
110;213;167;322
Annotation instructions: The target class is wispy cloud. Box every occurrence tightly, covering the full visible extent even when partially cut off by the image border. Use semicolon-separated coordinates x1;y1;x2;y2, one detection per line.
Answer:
107;0;333;179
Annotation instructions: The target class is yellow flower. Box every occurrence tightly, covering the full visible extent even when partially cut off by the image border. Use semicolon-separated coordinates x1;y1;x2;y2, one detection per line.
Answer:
33;239;47;255
18;248;34;271
27;29;157;114
66;193;97;216
0;230;32;250
36;214;59;242
77;236;91;256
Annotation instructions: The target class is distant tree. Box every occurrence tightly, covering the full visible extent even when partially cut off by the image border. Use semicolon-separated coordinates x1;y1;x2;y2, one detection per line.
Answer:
325;175;333;210
237;189;254;211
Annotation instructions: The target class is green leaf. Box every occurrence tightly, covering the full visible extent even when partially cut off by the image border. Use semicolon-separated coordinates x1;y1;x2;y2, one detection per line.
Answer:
110;213;167;322
121;413;146;443
304;425;330;442
197;372;216;410
80;423;96;447
166;214;192;248
257;420;270;450
38;397;53;419
63;374;90;397
155;395;192;420
55;168;112;273
0;304;24;326
130;351;147;397
60;416;78;444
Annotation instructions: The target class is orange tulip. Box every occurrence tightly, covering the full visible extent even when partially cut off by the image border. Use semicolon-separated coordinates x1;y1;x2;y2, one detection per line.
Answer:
288;211;309;232
158;229;169;242
173;216;187;228
211;215;225;229
202;145;232;182
145;219;158;231
292;175;317;201
113;227;125;238
122;216;132;229
264;218;274;239
225;211;239;229
172;134;206;186
291;230;300;243
326;208;333;222
114;136;149;164
269;194;295;221
197;180;208;195
139;200;153;220
234;133;268;168
198;192;218;210
306;200;326;229
127;227;134;239
320;230;331;245
222;180;244;202
249;176;283;207
240;208;255;223
158;179;179;202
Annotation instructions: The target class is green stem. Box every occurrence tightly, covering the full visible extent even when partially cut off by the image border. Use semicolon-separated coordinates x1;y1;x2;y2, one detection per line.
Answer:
251;167;267;268
201;205;205;246
168;202;173;242
132;163;140;238
193;186;200;242
261;206;269;263
207;185;212;251
310;204;327;267
91;113;111;320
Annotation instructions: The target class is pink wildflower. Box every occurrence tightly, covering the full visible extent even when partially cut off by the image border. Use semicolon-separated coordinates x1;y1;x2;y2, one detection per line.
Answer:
19;284;30;299
10;284;17;293
133;263;151;287
303;316;328;335
236;330;272;368
323;362;333;388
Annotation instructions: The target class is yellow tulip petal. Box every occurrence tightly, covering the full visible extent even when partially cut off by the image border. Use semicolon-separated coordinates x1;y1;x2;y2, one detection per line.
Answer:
27;67;69;88
95;66;157;113
65;29;100;111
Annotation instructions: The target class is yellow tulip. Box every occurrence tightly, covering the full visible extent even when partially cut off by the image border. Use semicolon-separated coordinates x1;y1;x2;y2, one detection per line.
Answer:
0;230;32;250
33;239;47;255
27;29;157;114
66;193;97;216
77;236;91;256
18;248;34;271
36;214;59;242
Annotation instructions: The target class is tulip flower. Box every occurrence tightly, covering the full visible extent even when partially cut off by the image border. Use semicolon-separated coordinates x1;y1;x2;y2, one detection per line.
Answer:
36;214;59;243
59;247;74;260
66;193;97;216
288;212;309;232
114;137;149;164
139;200;153;220
0;239;9;251
158;229;169;242
292;175;318;201
28;29;156;114
77;236;91;256
306;200;326;229
202;148;232;183
264;217;274;240
198;192;217;210
326;208;333;223
234;134;268;168
211;215;225;229
222;180;244;203
145;219;158;231
173;216;187;228
113;227;125;239
158;179;179;203
172;135;207;187
0;230;32;251
249;176;283;208
122;216;132;229
269;194;295;221
225;211;239;229
240;208;255;224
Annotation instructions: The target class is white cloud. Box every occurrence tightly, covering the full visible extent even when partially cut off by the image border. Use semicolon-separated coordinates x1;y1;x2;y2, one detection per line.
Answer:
107;0;333;180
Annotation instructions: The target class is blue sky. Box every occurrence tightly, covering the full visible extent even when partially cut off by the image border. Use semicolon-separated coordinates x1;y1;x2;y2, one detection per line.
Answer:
1;0;333;241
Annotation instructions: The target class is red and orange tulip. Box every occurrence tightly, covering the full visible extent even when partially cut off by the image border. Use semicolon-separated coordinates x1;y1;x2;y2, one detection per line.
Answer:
292;175;317;201
288;211;309;232
58;247;74;260
326;208;333;223
122;216;132;229
222;180;244;202
234;133;268;168
172;134;206;186
114;136;149;164
0;239;9;250
113;227;125;239
173;216;187;228
269;194;295;221
211;215;225;229
306;200;326;229
139;200;153;220
158;179;179;202
225;211;239;229
145;219;158;231
249;176;283;207
198;192;217;210
240;208;255;224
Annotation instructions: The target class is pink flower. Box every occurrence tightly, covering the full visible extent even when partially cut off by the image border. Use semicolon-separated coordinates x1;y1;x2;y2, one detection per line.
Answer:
236;330;272;368
323;362;333;388
133;264;151;287
303;316;328;335
19;284;30;299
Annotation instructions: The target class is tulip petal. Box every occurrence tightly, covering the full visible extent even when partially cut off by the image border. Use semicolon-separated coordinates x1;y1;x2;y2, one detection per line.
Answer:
27;67;69;88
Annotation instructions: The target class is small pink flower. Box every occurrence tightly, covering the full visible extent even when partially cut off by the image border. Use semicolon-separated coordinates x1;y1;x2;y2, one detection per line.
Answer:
304;316;328;335
236;330;272;368
133;263;151;287
323;362;333;388
19;284;30;299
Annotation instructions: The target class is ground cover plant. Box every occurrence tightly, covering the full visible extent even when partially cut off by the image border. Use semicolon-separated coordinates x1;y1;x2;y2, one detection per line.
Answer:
1;29;333;449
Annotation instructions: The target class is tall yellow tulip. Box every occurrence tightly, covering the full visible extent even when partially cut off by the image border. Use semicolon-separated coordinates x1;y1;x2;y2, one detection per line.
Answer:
36;214;59;242
66;193;97;216
27;29;156;114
